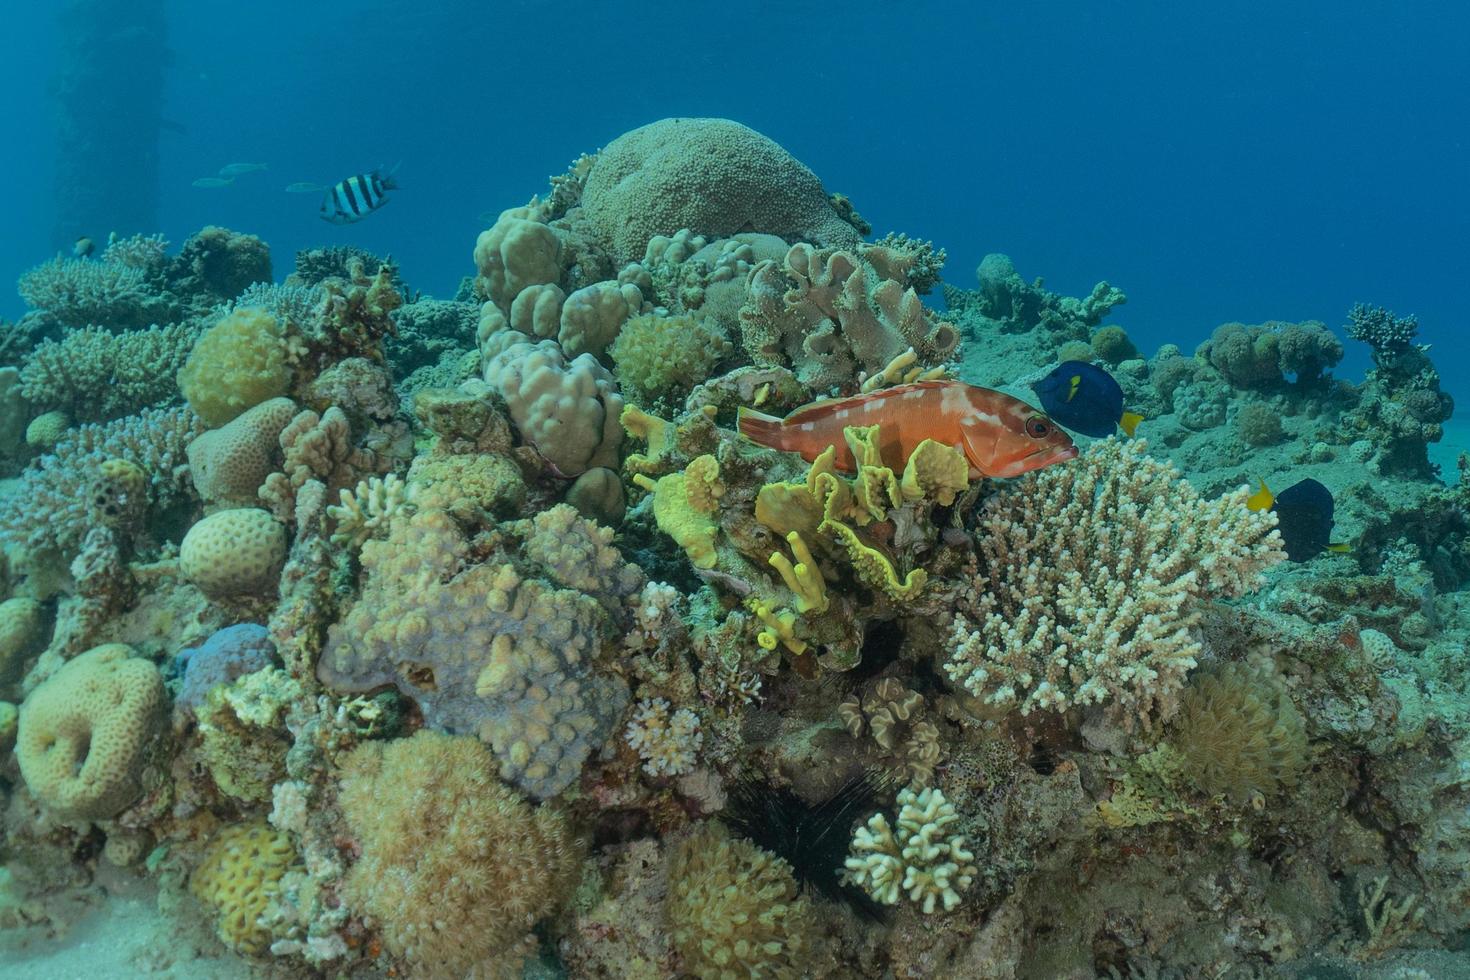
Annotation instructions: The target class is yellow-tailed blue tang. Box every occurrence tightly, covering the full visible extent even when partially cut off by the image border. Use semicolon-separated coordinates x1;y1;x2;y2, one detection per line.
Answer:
1030;361;1143;439
1247;476;1351;562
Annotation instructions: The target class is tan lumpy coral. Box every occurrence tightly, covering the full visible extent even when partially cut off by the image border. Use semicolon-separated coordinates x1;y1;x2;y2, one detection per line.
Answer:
473;207;564;309
0;597;47;693
178;307;293;426
16;644;164;821
180;508;287;598
610;312;732;407
1172;656;1309;802
666;822;814;979
579;117;861;264
190;821;297;955
338;731;581;978
481;336;623;476
187;397;297;508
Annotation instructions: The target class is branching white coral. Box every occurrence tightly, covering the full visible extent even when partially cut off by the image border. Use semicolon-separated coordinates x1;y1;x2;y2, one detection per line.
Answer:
945;438;1284;720
844;786;976;914
326;473;413;548
623;697;702;776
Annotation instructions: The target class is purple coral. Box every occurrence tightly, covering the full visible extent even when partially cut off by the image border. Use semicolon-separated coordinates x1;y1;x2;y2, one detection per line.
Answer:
175;623;276;716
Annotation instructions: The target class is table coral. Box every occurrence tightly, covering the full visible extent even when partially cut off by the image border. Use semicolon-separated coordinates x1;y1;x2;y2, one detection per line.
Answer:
578;117;862;264
945;438;1285;719
318;507;630;799
15;643;164;821
337;731;581;977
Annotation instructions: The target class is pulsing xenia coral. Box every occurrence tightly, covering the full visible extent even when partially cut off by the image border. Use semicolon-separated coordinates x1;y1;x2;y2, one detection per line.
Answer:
946;438;1284;719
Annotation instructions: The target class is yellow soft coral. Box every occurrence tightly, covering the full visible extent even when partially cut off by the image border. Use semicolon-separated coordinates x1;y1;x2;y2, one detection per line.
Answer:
901;439;969;506
820;518;928;601
633;460;722;569
178;307;292;427
767;531;828;614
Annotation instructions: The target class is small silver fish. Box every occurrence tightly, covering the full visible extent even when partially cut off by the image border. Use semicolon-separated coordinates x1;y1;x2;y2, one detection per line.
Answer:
219;162;267;177
73;237;94;258
320;169;397;224
285;181;325;193
192;176;235;188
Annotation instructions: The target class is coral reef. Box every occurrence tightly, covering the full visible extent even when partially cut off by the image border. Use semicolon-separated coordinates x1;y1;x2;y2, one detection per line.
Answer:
189;821;298;955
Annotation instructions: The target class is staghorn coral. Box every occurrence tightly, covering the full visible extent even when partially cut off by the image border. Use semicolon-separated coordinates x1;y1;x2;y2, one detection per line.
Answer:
1347;302;1419;358
338;731;582;977
609;312;732;408
15;644;164;821
578;117;862;264
178;307;294;426
843;786;976;914
867;232;948;294
945;438;1285;719
326;472;414;548
666;822;815;979
1170;655;1309;803
20;322;197;422
16;254;165;330
190;821;298;955
0;405;203;559
318;507;631;799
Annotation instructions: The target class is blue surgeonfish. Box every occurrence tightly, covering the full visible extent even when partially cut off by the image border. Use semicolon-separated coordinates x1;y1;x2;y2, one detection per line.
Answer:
1030;361;1143;438
320;168;398;224
1247;476;1350;561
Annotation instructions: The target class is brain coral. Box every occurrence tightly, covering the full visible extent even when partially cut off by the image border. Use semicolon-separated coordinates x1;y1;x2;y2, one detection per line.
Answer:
338;731;581;977
666;822;814;979
189;821;297;955
178;307;293;426
319;507;631;799
16;644;165;821
180;509;287;598
1171;656;1309;803
579;117;862;264
186;397;297;509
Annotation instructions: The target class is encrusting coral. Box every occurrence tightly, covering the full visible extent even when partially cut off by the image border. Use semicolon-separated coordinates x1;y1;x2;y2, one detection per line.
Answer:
337;731;582;978
190;821;299;956
946;438;1285;719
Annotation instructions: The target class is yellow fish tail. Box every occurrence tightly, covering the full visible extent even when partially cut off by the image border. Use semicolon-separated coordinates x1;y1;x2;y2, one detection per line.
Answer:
1246;476;1274;512
1119;411;1144;437
1327;542;1352;554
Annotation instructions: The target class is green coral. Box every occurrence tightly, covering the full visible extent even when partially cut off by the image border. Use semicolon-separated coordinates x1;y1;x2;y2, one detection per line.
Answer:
609;312;731;407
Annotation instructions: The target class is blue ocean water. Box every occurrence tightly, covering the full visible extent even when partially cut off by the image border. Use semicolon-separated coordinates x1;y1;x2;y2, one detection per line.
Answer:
4;1;1467;408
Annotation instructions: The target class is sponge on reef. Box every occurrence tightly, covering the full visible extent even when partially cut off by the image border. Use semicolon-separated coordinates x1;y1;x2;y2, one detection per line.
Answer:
338;731;582;978
178;307;293;427
16;643;164;821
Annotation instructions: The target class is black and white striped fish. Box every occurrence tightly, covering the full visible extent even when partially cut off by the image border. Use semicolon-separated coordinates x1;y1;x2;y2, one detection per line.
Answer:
319;168;397;224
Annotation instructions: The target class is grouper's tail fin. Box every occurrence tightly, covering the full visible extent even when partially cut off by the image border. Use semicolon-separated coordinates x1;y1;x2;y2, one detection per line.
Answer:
737;406;787;450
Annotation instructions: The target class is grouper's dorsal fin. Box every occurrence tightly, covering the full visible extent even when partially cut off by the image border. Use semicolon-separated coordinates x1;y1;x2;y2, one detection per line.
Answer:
783;380;967;424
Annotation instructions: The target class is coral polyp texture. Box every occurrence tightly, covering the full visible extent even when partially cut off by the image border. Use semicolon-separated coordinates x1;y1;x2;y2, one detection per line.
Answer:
945;438;1285;718
3;117;1470;979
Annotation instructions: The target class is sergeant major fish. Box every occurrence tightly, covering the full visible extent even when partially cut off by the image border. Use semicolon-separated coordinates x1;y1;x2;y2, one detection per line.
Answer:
737;379;1078;479
320;168;397;224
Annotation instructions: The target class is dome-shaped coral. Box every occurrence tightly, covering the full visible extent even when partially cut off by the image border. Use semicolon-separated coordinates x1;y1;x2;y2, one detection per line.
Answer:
15;644;165;821
180;508;287;598
178;307;292;426
610;313;732;407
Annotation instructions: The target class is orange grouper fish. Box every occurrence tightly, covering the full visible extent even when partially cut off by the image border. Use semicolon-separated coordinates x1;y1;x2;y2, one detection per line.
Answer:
737;379;1078;479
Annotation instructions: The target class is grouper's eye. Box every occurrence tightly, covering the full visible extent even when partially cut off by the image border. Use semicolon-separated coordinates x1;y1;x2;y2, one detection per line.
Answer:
1024;416;1052;438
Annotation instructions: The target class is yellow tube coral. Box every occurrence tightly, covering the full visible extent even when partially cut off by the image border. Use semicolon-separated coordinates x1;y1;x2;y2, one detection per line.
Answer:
768;531;828;614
